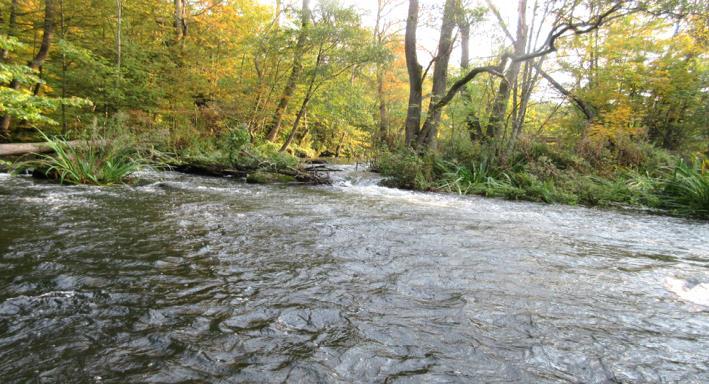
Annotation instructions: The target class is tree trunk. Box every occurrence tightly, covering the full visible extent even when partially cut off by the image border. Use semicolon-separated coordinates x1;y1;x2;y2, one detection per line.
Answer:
376;69;389;143
335;131;346;158
416;0;456;149
537;64;595;122
536;65;596;139
116;0;122;70
174;0;188;43
486;0;527;141
374;0;389;145
457;7;484;143
279;48;321;153
404;0;422;146
32;66;44;95
297;110;309;146
0;0;18;63
60;0;67;133
274;0;281;30
1;0;55;136
279;100;308;153
266;0;310;141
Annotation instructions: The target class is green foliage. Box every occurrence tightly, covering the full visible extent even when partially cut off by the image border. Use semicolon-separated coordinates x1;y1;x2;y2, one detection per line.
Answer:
374;149;434;190
0;36;92;127
173;127;299;173
0;87;90;126
0;158;10;172
659;159;709;218
56;39;159;114
253;142;300;169
14;131;142;185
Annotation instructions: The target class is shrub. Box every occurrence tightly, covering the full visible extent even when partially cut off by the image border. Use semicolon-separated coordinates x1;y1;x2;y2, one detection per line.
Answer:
659;159;709;218
253;142;299;169
17;131;142;185
374;149;434;190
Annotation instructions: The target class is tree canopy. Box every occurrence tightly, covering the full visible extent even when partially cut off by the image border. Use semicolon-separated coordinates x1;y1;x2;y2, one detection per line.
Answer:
0;0;706;158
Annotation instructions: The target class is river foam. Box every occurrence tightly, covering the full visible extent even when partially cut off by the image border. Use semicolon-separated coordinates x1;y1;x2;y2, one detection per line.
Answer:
665;277;709;307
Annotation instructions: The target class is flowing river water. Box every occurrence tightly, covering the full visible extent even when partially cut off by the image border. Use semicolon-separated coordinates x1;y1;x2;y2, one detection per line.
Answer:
0;167;708;383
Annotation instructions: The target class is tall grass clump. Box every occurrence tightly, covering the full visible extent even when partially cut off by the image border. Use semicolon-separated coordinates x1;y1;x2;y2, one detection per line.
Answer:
19;131;143;185
174;126;301;173
659;159;709;218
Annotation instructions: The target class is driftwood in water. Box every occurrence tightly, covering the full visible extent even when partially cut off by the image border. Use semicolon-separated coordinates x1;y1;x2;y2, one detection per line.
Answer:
0;140;85;156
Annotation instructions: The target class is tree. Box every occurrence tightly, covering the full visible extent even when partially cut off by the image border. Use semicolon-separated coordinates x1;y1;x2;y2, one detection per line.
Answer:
266;0;311;141
485;0;527;141
279;2;383;152
402;0;630;149
0;36;89;132
415;0;456;148
0;0;18;63
1;0;56;135
403;0;422;146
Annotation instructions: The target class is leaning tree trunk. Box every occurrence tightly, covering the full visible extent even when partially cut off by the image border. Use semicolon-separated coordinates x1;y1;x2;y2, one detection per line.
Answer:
279;49;321;153
403;0;422;146
0;140;95;156
279;99;309;153
536;66;596;138
1;0;55;136
266;0;310;142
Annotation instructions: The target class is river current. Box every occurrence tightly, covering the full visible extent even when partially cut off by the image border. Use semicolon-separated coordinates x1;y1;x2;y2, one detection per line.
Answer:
0;167;707;383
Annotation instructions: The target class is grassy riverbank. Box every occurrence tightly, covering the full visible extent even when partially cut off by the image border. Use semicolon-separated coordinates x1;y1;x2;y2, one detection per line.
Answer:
374;140;708;219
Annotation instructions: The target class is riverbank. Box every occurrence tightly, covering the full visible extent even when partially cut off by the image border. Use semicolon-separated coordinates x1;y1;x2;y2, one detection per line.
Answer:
373;143;709;220
2;129;707;220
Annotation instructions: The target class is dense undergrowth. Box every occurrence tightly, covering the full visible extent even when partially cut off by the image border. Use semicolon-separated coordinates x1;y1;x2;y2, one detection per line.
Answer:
9;124;307;186
374;139;709;219
172;125;300;171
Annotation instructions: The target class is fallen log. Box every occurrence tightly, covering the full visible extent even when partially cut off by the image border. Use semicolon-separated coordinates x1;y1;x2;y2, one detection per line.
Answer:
304;165;342;172
170;163;249;179
0;140;84;157
169;161;330;185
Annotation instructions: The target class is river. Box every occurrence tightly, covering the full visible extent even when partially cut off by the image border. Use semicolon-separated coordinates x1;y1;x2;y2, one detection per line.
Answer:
1;167;707;383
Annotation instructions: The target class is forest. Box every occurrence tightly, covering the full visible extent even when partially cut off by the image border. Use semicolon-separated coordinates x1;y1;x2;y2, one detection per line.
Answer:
0;0;707;217
2;2;709;382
